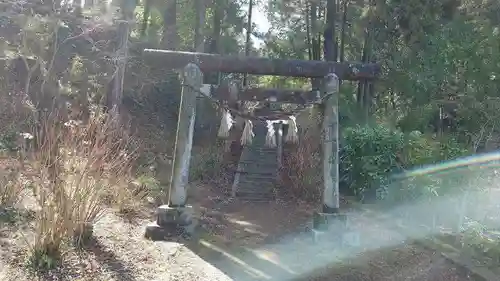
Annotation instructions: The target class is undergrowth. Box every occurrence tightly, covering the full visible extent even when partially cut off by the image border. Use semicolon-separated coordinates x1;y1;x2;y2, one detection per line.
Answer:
281;110;323;201
0;159;25;208
281;127;322;201
17;109;141;270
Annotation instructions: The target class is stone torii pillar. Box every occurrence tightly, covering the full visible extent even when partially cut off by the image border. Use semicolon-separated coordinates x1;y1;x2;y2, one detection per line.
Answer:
312;73;350;243
145;63;202;240
322;73;340;213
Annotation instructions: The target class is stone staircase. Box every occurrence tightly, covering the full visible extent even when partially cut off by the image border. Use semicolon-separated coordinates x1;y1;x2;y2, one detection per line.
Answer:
231;122;278;201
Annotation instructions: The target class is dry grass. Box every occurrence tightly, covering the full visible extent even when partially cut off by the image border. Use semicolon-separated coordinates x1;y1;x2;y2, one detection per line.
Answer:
281;111;323;201
0;90;33;136
0;159;25;208
0;88;32;209
14;109;141;269
190;141;226;184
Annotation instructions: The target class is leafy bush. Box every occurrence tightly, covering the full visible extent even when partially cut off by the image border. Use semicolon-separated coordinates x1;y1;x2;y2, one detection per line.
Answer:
341;124;405;200
340;124;470;202
456;219;500;265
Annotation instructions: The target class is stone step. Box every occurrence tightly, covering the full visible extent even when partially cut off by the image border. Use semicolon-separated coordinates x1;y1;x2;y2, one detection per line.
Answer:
244;150;278;157
238;160;277;166
237;184;275;192
236;163;278;175
242;148;278;155
234;170;276;177
236;181;275;191
238;158;278;166
238;173;277;182
238;159;277;166
235;191;275;202
236;176;275;187
233;127;279;203
235;186;274;194
242;147;278;155
243;142;267;148
238;174;276;182
237;170;276;178
240;151;278;161
246;146;278;152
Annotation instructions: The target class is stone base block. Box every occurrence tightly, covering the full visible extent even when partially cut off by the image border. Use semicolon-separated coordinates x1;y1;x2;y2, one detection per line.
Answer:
145;205;198;241
311;211;357;247
312;229;337;244
342;231;361;247
157;205;193;227
145;220;199;241
144;222;179;241
311;228;361;247
312;211;348;231
181;218;198;239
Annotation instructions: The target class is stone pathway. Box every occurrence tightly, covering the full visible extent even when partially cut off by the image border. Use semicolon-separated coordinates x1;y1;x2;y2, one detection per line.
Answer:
232;122;278;201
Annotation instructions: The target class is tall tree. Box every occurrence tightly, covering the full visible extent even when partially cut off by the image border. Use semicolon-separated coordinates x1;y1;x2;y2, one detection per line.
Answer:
243;0;254;86
161;0;179;50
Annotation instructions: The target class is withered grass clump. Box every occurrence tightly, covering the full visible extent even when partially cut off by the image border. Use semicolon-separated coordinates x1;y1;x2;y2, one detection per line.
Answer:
0;159;25;208
22;109;138;269
280;112;323;201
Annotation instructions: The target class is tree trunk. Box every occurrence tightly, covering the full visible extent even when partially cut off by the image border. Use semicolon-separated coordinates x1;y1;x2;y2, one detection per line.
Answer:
339;0;348;63
306;2;312;61
161;0;179;50
324;0;337;62
141;0;151;38
107;0;135;117
193;0;206;52
204;0;222;85
243;0;253;86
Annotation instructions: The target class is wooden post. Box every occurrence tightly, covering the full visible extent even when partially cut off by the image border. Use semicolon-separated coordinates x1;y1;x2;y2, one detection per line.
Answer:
322;73;340;212
145;63;202;240
169;63;203;206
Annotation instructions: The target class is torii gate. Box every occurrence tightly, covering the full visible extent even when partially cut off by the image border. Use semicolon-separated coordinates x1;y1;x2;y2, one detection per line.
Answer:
143;49;380;240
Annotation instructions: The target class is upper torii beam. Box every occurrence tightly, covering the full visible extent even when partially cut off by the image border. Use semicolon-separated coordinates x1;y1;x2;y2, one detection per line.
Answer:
143;49;380;81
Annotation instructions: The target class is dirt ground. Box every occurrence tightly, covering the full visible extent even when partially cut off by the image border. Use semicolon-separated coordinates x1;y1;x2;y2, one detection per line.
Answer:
0;182;483;281
304;245;474;281
189;183;479;281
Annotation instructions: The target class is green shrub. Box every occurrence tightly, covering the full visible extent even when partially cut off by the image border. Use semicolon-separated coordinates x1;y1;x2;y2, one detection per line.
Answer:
340;124;470;202
341;124;405;200
0;129;18;152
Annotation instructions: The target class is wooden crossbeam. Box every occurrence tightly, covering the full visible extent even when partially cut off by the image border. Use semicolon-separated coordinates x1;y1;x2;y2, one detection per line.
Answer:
252;108;296;120
143;49;380;80
215;86;320;104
